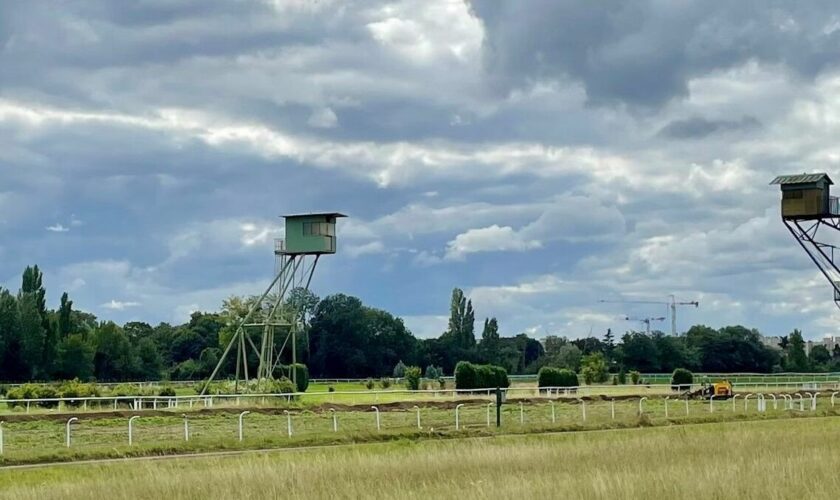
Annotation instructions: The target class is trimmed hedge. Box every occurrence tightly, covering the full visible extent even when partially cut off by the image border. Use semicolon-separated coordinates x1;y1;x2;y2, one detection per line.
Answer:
454;361;510;390
278;364;310;393
537;367;579;388
670;368;694;390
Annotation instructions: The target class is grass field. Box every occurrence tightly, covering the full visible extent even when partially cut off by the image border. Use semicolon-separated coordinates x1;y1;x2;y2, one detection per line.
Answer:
0;395;837;465
1;417;838;499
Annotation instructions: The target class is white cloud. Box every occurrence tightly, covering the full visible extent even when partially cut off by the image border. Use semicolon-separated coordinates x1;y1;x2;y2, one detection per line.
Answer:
307;107;338;129
445;225;541;260
46;224;69;233
102;299;141;310
346;240;386;258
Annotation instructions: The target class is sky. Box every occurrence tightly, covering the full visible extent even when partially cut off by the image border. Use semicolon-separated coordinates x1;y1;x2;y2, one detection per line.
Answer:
3;0;840;340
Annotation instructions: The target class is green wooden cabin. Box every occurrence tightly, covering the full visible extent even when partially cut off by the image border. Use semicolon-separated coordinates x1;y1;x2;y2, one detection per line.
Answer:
770;173;835;219
279;213;346;255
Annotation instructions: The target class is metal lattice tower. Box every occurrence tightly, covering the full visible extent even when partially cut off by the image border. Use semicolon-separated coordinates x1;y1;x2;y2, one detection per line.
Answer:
201;213;346;394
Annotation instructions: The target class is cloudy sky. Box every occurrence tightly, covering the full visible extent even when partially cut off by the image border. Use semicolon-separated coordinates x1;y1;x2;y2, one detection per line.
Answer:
3;0;840;340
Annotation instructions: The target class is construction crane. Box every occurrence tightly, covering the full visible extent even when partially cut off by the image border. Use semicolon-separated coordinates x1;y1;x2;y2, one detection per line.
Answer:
624;316;666;334
600;295;699;335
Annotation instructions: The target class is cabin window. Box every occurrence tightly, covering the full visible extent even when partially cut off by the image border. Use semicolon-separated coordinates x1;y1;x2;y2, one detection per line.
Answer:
302;222;334;236
783;190;804;200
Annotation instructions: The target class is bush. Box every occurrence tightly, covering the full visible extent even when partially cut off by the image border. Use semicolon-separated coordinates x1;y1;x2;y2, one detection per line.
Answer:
35;385;59;408
284;364;309;393
58;379;100;407
670;368;694;391
618;368;627;385
438;378;446;390
612;375;618;385
630;370;641;385
404;366;422;390
158;386;177;397
455;361;510;390
328;386;335;393
580;352;609;385
537;367;578;388
365;379;375;390
0;384;7;397
425;365;443;379
266;377;297;395
393;360;407;378
379;377;392;389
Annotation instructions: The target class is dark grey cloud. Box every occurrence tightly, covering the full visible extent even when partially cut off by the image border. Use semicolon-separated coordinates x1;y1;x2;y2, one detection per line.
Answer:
469;0;840;107
657;115;761;139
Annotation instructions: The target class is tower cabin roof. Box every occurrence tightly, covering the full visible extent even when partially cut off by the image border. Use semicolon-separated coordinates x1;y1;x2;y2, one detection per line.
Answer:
281;212;347;219
770;173;833;186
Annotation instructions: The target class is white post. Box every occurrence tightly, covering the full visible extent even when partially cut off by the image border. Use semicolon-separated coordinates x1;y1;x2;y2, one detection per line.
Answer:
550;401;556;424
611;399;616;420
581;400;586;422
0;421;4;455
128;416;140;446
284;410;293;437
768;394;777;410
371;406;380;431
65;417;78;448
455;404;465;431
832;391;839;407
486;402;493;427
811;392;820;411
329;409;337;432
519;401;524;424
183;414;189;442
732;394;741;412
413;406;421;429
238;410;250;442
709;395;714;413
796;394;804;411
638;397;647;415
744;394;753;412
664;397;669;418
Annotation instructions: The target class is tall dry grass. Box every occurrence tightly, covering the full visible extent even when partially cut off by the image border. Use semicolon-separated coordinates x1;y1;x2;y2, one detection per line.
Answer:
1;417;839;499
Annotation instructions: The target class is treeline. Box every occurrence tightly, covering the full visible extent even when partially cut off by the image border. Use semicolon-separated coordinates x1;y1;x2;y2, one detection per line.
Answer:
1;267;839;383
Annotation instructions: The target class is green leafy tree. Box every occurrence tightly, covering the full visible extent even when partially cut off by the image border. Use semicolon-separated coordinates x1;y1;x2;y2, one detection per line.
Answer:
94;322;140;381
580;352;609;385
393;360;407;378
808;345;831;369
17;292;46;380
442;288;475;350
786;329;809;372
404;366;422;390
136;337;164;380
0;288;22;380
56;334;95;381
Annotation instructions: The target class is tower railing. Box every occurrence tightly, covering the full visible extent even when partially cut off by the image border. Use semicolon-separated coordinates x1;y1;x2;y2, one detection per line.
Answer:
830;196;840;216
274;238;285;254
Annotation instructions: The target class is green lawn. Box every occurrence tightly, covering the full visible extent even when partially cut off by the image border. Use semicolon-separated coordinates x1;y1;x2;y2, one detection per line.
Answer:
1;417;838;499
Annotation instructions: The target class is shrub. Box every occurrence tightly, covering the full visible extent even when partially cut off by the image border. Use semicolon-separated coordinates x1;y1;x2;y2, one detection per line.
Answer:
455;361;510;390
425;365;443;380
35;385;59;408
612;375;618;385
58;379;100;407
404;366;422;390
266;377;297;395
393;361;407;378
537;367;578;388
284;364;310;393
630;370;641;385
365;379;375;390
438;378;446;390
580;352;609;385
379;377;392;389
670;368;694;391
0;384;7;397
158;386;177;397
328;386;335;393
618;368;627;385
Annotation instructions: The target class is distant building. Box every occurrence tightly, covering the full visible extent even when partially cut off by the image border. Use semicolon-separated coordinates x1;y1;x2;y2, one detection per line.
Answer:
761;334;839;355
760;336;784;350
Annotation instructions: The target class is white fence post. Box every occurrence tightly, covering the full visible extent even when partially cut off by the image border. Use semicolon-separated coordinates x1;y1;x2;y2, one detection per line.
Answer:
832;391;839;407
550;401;556;424
284;410;293;437
709;395;714;413
638;397;647;416
329;408;337;432
371;406;380;431
768;394;776;410
65;417;78;448
183;414;189;442
238;410;250;442
128;416;140;446
611;399;616;420
519;402;524;424
581;400;586;422
796;394;804;411
414;406;421;430
744;394;753;412
0;421;4;455
664;397;670;418
811;392;820;411
732;394;741;412
455;404;465;431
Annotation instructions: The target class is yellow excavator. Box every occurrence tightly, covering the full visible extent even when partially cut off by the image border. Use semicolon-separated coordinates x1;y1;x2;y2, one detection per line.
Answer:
686;380;733;399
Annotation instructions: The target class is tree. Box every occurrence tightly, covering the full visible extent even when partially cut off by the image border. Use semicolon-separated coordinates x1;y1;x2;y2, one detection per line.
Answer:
479;317;500;363
17;292;46;380
136;337;164;380
442;288;475;350
56;334;95;381
57;292;73;339
0;288;22;381
603;328;615;359
833;344;840;360
404;366;422;390
580;352;609;384
619;332;660;372
552;344;582;371
93;322;139;381
786;329;809;372
393;360;407;378
808;344;831;369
